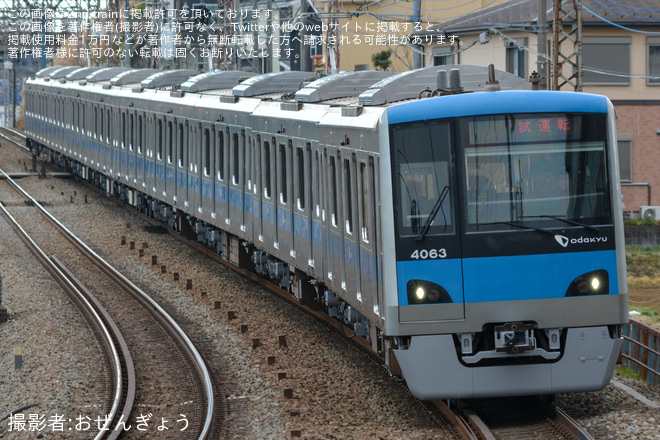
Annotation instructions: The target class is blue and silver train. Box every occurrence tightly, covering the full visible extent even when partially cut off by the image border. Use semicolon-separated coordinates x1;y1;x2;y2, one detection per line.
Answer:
24;64;628;399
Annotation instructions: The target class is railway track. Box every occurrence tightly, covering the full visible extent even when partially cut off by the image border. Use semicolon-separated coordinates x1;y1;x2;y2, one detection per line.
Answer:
457;396;594;440
0;167;217;439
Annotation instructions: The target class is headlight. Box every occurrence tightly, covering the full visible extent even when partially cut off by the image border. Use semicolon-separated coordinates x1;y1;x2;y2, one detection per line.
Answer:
407;280;452;305
565;269;609;297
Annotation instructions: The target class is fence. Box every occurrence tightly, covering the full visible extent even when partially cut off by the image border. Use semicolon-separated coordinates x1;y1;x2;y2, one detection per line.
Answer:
621;318;660;386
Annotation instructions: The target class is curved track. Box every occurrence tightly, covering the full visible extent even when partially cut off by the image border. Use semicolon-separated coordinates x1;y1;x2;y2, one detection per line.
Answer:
0;166;216;439
458;397;594;440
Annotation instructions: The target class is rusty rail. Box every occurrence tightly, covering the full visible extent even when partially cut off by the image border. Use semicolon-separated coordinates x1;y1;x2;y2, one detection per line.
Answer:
621;318;660;386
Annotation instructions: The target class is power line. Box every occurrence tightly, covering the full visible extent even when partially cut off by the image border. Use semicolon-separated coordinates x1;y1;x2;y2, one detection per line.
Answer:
583;5;660;34
598;0;660;13
589;0;660;20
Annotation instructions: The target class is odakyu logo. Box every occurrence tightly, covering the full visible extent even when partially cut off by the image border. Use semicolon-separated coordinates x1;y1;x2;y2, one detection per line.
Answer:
554;235;608;248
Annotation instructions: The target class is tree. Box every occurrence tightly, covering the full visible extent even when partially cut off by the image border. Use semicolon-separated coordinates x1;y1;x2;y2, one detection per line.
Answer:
371;50;392;71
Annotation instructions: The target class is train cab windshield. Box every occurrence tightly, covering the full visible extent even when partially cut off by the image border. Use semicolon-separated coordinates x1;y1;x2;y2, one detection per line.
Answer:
461;113;612;232
391;113;612;239
391;120;455;239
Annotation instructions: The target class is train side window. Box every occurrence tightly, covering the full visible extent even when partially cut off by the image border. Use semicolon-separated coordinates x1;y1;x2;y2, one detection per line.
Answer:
94;107;98;139
129;114;134;151
79;103;84;134
296;146;305;211
344;158;353;235
243;131;249;189
329;155;338;228
232;132;239;185
157;119;164;161
360;161;371;243
313;150;323;220
263;140;272;199
177;122;184;168
203;127;211;176
279;143;288;205
106;109;111;143
167;121;173;162
137;114;143;154
121;113;126;149
216;129;225;181
246;135;253;191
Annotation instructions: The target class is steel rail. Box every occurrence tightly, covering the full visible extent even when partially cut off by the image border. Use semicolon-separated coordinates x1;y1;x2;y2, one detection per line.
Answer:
0;183;125;440
0;167;215;439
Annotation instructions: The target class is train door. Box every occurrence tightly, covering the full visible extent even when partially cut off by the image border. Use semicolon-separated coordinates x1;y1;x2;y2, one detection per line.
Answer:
341;152;360;304
325;148;344;293
310;144;325;280
276;137;293;261
227;126;245;237
175;120;188;208
251;134;262;246
188;123;201;216
292;141;312;273
213;124;228;226
242;133;254;241
357;155;379;318
261;137;277;256
154;116;166;199
164;116;175;204
200;123;215;223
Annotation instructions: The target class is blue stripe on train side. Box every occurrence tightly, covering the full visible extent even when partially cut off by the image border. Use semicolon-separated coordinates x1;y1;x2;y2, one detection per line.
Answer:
387;91;609;125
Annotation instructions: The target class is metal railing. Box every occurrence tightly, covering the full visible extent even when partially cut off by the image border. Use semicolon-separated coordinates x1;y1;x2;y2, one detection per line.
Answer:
621;318;660;386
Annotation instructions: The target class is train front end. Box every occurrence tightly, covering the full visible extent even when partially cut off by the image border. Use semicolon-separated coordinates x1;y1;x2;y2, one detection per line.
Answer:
381;90;628;399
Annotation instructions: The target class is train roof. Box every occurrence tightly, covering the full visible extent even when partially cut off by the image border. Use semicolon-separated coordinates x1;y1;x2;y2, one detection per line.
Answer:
29;65;533;114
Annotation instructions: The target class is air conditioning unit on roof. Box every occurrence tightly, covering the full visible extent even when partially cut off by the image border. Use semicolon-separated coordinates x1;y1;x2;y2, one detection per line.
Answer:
640;206;660;220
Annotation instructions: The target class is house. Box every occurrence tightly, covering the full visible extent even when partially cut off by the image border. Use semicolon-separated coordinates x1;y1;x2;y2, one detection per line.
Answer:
411;0;660;216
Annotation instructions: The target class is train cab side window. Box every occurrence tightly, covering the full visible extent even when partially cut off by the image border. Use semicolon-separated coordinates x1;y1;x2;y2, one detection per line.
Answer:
263;140;272;199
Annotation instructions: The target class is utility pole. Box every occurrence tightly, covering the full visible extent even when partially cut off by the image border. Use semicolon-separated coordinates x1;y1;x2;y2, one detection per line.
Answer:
537;0;548;89
551;0;583;91
300;0;309;72
412;0;422;69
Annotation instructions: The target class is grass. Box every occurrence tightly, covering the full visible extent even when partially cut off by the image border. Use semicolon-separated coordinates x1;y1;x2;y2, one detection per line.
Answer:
626;246;660;287
629;306;660;327
615;365;643;381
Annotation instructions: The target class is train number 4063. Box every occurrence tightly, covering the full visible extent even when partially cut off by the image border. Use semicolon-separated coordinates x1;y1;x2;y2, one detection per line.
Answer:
410;249;448;260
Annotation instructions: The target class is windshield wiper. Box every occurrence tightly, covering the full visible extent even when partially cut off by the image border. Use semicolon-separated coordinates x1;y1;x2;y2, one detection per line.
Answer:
534;215;600;232
479;221;556;235
416;186;450;242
